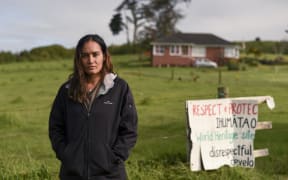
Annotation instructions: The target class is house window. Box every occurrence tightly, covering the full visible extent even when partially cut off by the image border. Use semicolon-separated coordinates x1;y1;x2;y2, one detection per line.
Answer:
182;46;188;55
154;45;164;55
192;47;206;57
170;45;181;56
224;47;239;58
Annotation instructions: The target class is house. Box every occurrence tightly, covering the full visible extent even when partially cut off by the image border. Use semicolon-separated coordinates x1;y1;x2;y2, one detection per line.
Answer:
151;33;240;67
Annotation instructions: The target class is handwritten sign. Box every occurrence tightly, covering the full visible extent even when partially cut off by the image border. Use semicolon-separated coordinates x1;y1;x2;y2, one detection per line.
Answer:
186;96;275;171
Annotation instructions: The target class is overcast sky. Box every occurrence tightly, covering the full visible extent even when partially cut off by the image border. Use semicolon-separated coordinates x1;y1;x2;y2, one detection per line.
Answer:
1;0;288;52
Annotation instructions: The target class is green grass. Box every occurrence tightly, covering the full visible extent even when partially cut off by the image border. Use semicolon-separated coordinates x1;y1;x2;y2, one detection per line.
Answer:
0;56;287;179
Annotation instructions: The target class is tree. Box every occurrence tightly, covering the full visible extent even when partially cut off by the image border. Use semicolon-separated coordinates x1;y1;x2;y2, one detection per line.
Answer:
141;0;191;40
110;0;146;44
255;37;261;42
109;0;191;45
109;13;124;35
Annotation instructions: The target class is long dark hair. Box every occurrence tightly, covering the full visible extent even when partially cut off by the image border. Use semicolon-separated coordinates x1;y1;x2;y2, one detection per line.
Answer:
68;34;113;102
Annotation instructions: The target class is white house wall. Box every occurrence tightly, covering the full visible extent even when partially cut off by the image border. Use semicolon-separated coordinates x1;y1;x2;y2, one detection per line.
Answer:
224;47;240;58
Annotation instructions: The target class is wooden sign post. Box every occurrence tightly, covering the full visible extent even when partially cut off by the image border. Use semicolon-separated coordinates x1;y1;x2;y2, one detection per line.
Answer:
185;96;274;171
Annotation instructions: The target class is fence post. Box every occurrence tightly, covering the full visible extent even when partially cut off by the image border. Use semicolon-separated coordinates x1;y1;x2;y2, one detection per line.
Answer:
217;69;229;98
254;121;272;158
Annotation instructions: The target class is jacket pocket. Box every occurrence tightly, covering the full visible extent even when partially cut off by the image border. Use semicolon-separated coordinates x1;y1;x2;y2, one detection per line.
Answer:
61;140;85;176
89;142;118;175
105;143;120;165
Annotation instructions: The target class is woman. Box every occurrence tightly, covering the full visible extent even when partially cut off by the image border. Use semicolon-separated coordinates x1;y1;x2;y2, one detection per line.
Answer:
49;34;138;180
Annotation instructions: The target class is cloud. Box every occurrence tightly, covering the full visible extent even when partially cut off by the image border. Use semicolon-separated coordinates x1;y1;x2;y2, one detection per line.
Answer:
178;0;288;40
0;0;124;52
0;0;287;52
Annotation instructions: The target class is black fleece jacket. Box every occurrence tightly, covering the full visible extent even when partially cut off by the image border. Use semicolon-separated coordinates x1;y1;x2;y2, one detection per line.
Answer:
49;76;138;180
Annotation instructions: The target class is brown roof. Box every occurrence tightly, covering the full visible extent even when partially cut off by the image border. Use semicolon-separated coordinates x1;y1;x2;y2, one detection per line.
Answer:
153;33;233;45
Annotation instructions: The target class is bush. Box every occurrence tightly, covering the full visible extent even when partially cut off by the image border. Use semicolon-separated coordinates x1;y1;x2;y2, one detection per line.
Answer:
240;57;259;67
0;51;17;63
109;43;145;55
255;56;287;66
29;44;73;60
227;59;240;71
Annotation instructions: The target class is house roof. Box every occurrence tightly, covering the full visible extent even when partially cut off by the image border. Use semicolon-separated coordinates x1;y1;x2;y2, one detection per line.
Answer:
153;33;234;45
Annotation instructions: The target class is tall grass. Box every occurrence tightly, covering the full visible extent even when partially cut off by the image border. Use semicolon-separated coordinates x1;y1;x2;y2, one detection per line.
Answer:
0;56;287;179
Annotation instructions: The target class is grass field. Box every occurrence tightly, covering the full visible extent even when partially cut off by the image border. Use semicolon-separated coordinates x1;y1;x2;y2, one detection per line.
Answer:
0;55;287;179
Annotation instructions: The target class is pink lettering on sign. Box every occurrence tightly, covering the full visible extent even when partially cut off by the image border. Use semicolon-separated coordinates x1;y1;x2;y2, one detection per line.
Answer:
191;102;257;116
192;103;222;116
229;103;257;115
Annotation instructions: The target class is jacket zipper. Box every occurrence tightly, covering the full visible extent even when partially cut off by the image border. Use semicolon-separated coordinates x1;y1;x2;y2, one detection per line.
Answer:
87;111;90;180
85;96;98;180
81;102;90;180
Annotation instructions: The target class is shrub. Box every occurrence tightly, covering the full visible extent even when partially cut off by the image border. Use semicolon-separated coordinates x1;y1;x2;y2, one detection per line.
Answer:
109;43;145;55
240;57;259;67
0;51;17;63
227;59;240;71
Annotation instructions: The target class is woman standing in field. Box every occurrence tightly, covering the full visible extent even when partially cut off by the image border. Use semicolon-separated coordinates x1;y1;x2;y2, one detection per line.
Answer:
49;34;138;180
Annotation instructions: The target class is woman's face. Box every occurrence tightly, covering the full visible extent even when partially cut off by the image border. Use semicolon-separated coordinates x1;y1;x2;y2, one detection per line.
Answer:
80;40;104;77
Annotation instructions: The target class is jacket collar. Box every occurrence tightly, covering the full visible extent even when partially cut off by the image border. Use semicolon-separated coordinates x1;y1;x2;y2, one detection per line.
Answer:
65;73;117;96
97;73;117;96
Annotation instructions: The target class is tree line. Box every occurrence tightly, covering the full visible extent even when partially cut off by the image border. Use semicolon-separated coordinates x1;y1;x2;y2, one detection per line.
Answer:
0;43;149;64
240;40;288;56
0;44;74;64
1;40;287;64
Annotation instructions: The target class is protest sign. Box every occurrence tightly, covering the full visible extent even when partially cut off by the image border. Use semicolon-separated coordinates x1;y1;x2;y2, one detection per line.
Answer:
186;96;274;171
